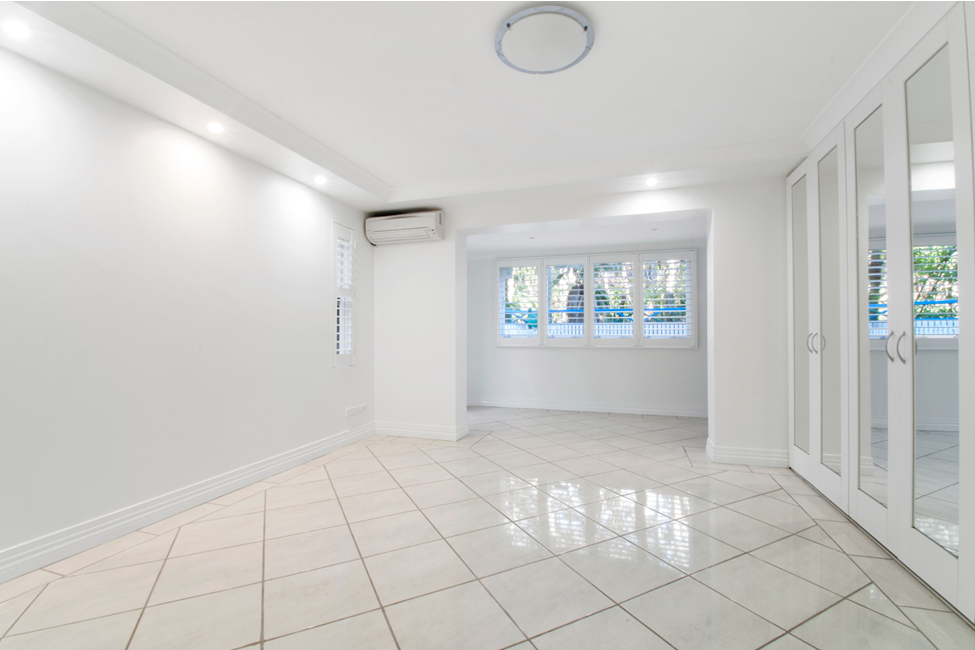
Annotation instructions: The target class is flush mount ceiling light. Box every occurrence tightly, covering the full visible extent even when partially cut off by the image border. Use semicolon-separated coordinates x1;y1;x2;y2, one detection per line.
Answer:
207;122;224;134
2;19;32;41
313;175;327;186
495;6;594;75
645;177;659;187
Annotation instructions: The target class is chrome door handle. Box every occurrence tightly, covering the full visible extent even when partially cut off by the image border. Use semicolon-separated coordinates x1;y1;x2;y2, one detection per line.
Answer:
885;332;895;362
811;333;819;353
896;332;907;364
806;333;814;353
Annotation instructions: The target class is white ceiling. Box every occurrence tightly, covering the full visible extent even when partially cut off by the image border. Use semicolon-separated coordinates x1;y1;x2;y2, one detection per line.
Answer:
467;210;709;258
14;2;919;208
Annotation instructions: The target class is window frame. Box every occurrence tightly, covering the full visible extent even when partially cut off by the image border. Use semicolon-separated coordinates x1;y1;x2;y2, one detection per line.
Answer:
496;248;698;349
591;253;639;347
544;256;589;348
496;259;541;347
639;250;698;349
332;221;356;369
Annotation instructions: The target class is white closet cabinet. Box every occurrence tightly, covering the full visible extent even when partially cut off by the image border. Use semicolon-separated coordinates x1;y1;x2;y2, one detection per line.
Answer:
787;5;975;621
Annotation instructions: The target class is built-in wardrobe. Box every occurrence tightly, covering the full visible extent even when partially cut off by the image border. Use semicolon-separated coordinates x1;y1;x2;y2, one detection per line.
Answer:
787;4;974;621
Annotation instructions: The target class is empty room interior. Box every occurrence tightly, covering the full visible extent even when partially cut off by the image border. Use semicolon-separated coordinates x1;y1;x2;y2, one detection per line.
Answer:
3;2;975;649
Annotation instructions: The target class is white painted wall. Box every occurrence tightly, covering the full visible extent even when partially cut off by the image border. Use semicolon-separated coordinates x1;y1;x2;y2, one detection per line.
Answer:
375;177;789;464
373;225;468;440
0;49;374;580
467;244;708;416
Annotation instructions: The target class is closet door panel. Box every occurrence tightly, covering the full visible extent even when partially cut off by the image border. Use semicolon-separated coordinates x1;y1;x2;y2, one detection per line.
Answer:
848;89;892;545
792;175;811;456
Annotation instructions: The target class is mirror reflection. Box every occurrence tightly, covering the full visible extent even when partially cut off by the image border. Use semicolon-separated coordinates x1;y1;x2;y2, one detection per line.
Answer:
906;47;960;554
793;176;810;454
819;148;842;475
855;107;889;505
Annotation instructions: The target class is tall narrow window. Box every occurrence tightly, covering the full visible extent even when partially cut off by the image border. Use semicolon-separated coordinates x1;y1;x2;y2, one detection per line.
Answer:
498;262;539;343
642;254;693;340
592;258;634;342
333;222;355;368
547;260;585;341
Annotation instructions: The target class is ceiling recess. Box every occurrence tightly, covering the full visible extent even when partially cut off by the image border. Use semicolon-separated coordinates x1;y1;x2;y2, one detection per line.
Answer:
495;5;594;75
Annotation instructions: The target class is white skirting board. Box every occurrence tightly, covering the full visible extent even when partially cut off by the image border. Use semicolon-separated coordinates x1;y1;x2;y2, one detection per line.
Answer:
0;422;374;585
706;438;790;468
373;421;470;442
468;398;708;419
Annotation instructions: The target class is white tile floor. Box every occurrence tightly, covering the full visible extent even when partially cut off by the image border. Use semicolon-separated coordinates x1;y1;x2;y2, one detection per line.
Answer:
1;407;973;649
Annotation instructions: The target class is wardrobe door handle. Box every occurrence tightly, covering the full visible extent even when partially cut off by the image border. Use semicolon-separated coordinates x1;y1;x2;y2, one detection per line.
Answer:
896;332;907;364
807;333;814;353
811;333;819;353
821;335;826;352
885;332;895;362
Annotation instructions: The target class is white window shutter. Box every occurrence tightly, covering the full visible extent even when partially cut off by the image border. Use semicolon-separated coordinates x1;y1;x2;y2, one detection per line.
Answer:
498;261;540;345
641;254;694;341
546;259;586;343
333;222;355;367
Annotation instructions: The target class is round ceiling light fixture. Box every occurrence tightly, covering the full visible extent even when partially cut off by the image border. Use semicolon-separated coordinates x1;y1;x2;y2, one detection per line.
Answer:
495;6;594;75
645;177;659;187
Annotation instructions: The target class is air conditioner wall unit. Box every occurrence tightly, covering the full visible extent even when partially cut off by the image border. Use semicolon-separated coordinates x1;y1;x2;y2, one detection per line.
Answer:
365;211;445;245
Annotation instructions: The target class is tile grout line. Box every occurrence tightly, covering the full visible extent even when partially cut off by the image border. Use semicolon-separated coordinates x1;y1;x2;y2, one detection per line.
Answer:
0;580;50;640
0;410;716;644
322;457;403;650
122;520;178;650
259;490;266;650
362;427;719;647
9;407;968;648
457;415;941;644
365;442;531;647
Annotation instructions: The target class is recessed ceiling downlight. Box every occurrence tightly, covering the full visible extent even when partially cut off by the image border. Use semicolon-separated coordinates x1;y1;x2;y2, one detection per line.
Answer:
496;6;594;75
2;19;32;41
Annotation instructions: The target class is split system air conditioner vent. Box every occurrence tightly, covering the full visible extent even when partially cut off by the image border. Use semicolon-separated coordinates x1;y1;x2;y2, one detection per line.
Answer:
365;211;445;245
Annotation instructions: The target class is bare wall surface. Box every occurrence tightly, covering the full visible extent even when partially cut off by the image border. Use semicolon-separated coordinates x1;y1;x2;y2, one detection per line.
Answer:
373;224;467;439
0;48;374;577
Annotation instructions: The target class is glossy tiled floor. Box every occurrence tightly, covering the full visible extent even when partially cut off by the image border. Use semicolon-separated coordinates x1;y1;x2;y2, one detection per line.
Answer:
2;407;973;649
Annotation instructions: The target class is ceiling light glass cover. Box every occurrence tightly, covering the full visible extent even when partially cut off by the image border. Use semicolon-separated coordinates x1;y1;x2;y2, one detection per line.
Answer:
495;6;594;75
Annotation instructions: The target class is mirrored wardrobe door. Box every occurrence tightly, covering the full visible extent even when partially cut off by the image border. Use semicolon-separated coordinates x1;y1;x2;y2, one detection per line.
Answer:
792;174;811;457
906;44;961;557
819;146;844;478
854;105;891;512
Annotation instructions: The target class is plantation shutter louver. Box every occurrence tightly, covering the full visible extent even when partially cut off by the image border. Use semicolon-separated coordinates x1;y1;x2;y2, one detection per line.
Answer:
642;255;693;339
592;258;635;342
333;222;355;367
547;261;586;340
498;262;540;343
